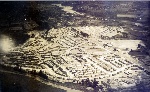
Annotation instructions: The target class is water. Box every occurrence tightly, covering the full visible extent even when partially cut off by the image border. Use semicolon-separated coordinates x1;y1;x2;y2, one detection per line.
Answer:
0;71;66;92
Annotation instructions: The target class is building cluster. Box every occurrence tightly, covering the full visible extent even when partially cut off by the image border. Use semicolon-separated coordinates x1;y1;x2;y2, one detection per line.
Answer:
2;26;145;89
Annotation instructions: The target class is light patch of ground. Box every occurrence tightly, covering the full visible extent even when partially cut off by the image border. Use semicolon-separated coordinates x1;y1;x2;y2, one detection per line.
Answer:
53;4;84;15
117;14;137;18
104;40;145;50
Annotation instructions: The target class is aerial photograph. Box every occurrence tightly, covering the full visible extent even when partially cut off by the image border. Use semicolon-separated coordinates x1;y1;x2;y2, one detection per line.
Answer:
0;1;150;92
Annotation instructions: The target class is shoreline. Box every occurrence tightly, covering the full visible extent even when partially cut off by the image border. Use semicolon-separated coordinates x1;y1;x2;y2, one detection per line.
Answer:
0;64;84;92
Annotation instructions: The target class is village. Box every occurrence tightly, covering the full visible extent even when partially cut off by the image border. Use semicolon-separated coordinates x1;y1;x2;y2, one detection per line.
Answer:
0;1;150;92
1;25;149;91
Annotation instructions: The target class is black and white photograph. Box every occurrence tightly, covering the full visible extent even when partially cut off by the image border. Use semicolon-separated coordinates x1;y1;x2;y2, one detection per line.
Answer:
0;1;150;92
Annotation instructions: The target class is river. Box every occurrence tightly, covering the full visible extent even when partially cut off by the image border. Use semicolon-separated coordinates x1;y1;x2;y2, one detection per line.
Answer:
0;70;66;92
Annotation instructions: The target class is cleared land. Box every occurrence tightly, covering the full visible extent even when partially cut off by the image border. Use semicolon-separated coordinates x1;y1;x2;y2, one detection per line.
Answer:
1;26;147;90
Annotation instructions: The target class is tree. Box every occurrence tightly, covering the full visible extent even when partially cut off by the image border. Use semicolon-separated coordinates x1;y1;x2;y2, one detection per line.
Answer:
92;78;98;88
38;70;48;79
